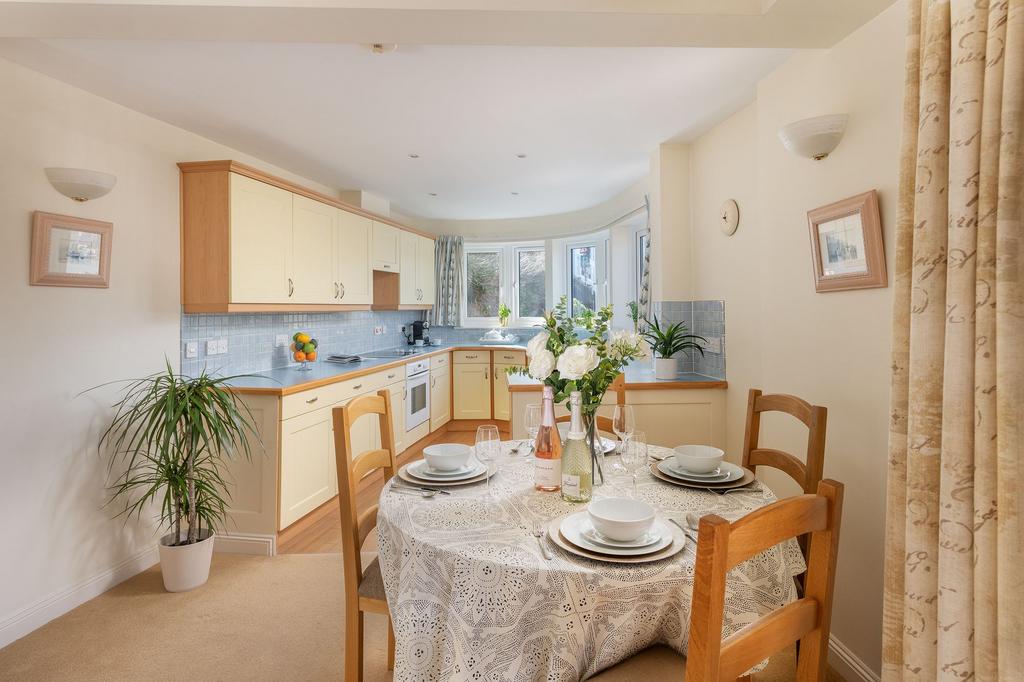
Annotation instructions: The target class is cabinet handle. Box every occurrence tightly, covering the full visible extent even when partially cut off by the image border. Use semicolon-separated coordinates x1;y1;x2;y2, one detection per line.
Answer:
353;383;363;390
484;368;489;379
465;354;477;359
305;396;318;404
288;278;294;297
383;264;391;270
387;373;396;379
431;377;436;388
334;282;339;298
339;283;345;300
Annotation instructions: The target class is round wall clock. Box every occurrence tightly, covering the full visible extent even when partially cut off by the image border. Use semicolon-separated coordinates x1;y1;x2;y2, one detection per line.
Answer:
720;199;739;235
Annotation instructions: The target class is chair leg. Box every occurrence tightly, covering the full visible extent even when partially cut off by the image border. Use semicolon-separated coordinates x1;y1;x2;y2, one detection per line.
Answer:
737;676;751;682
345;605;364;682
387;617;396;671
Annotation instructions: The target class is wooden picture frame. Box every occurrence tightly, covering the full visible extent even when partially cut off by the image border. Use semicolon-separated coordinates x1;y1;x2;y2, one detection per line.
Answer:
30;211;113;288
806;190;886;293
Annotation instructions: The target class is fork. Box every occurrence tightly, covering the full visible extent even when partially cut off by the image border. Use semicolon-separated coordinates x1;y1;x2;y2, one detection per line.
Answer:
531;522;553;560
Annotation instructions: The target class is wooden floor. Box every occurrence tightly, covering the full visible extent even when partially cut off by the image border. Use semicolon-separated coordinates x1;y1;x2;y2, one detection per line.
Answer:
278;424;503;555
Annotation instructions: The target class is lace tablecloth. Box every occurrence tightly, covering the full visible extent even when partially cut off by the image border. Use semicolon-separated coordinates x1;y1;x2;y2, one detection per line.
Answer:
376;442;805;681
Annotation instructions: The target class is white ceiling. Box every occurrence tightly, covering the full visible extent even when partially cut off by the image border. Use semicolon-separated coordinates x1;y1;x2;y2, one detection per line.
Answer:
0;39;790;219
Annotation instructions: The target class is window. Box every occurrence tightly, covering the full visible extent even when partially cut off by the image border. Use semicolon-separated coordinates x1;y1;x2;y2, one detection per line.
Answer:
462;243;546;327
560;236;607;317
635;229;650;301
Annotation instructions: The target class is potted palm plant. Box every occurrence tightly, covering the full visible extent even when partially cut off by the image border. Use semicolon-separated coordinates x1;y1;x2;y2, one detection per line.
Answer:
641;315;707;380
94;362;260;592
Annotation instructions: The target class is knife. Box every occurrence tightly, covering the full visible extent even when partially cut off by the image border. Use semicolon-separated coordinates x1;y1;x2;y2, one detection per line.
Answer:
392;481;451;495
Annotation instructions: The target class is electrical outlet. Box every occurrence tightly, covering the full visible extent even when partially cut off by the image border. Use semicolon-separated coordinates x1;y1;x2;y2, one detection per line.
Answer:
184;342;198;359
206;340;219;356
275;334;289;348
217;338;228;354
702;336;722;354
373;326;384;335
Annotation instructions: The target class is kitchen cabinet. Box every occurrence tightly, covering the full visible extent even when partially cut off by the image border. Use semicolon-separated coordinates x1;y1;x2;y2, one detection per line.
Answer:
416;236;436;304
430;366;451;432
399;230;419;305
229;172;293;304
492;363;514;421
291;194;337;304
335;210;373;304
279;406;336;528
372;221;400;272
388;381;407;455
453;364;491;420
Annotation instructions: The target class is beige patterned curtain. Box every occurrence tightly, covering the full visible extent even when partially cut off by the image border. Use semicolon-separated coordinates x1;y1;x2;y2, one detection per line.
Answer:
883;1;1023;680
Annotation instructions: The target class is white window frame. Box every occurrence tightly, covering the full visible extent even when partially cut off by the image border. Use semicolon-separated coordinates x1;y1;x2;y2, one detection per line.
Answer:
461;242;546;328
564;237;607;317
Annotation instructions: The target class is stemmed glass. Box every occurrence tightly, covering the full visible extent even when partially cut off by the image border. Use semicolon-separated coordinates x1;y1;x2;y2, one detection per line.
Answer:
620;430;648;498
611;405;635;472
523;403;541;451
475;425;501;499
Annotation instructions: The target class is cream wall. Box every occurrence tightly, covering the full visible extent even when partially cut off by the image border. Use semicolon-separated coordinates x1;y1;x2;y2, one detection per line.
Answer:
687;1;905;675
0;56;339;647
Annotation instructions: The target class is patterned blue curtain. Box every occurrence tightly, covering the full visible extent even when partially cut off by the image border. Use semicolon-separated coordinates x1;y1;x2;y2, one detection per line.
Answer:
432;235;464;326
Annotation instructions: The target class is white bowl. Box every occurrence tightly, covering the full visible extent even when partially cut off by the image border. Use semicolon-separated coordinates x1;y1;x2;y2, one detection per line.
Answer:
587;497;655;542
672;445;725;474
423;443;471;472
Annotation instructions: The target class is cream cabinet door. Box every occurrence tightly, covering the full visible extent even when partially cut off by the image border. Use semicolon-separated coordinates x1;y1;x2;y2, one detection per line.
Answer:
279;407;335;529
291;194;336;304
399;230;419;305
335;210;373;304
430;368;451;432
492;363;513;421
388;382;407;455
229;173;292;303
417;236;436;305
453;364;491;419
371;221;400;272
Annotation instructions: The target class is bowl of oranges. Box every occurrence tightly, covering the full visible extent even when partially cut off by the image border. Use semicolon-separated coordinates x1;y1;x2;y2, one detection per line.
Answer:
291;332;318;371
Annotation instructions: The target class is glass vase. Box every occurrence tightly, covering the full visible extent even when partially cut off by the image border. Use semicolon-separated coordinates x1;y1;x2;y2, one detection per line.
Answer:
583;409;605;487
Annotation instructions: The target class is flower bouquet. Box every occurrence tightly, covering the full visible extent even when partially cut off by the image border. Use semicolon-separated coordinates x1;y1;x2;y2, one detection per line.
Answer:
509;297;646;485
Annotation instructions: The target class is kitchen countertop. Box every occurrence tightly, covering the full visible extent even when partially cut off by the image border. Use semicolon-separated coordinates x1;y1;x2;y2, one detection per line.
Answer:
227;343;727;396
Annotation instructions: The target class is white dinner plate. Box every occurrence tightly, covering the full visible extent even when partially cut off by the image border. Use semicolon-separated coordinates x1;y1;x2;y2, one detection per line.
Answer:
648;461;757;491
582;524;662;549
407;460;482;480
662;462;730;481
658;460;744;484
556;424;617;454
398;462;494;487
547;515;686;564
559;512;672;557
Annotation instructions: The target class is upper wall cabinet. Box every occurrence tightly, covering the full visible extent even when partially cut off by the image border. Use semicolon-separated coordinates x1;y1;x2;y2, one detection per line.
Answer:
179;161;431;313
373;230;436;310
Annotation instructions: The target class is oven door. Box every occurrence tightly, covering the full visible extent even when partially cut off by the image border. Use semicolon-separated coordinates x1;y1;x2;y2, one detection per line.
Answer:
406;372;430;430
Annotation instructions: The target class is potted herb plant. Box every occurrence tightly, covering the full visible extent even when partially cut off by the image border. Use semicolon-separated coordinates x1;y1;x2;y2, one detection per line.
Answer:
93;362;260;592
498;302;511;328
641;315;707;380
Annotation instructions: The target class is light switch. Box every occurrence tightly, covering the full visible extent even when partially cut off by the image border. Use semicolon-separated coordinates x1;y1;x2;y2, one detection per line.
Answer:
185;342;198;359
275;334;289;348
217;338;228;354
206;340;218;356
702;337;722;354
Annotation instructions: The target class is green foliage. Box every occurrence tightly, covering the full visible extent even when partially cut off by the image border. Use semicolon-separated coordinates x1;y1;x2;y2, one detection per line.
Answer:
498;302;511;325
627;301;640;332
641;314;707;360
90;361;262;546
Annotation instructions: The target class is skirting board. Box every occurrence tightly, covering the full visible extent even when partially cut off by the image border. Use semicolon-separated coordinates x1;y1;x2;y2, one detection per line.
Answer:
214;532;276;556
0;546;159;650
829;634;880;682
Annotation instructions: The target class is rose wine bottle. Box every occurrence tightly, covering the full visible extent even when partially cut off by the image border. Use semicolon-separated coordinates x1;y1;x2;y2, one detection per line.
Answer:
560;391;592;503
534;386;562;492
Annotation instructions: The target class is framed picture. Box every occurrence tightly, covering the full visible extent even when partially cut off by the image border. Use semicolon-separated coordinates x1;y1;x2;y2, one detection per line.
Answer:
806;190;886;293
30;211;113;288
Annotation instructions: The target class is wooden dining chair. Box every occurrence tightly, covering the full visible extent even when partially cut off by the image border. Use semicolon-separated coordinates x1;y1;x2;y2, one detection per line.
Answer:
591;479;844;681
741;389;827;495
332;390;398;682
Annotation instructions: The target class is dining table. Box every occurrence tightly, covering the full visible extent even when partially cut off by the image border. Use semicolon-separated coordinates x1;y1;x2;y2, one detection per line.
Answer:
375;441;806;681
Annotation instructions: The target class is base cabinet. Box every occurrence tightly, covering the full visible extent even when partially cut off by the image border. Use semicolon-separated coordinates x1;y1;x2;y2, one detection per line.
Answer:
388;381;407;455
453;364;491;419
492;363;514;421
430;368;451;431
279;407;337;529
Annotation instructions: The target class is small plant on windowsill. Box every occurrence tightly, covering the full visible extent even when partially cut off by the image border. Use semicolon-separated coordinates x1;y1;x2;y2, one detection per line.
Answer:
498;302;511;328
88;361;261;593
641;315;707;380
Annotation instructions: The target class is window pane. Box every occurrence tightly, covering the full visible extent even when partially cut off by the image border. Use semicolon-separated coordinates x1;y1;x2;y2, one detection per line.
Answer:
637;232;650;299
517;249;545;318
466;251;500;318
570;245;597;315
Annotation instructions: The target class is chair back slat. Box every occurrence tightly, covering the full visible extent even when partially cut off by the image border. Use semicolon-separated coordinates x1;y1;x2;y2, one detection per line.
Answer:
332;390;399;603
725;495;827;568
685;479;844;682
742;388;827;495
746;448;807;486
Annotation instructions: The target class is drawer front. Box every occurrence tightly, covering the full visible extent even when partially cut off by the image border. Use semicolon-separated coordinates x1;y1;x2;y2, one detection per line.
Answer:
430;352;450;371
493;350;526;365
281;384;347;420
453;350;490;365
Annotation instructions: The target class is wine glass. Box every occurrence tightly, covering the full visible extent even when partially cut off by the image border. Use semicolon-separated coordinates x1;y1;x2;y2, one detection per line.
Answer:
611;405;635;471
523;403;541;450
475;425;501;498
621;430;648;498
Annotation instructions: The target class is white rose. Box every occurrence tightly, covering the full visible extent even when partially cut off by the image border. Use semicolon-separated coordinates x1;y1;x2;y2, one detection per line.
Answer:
528;349;556;380
556;344;600;380
526;331;550;358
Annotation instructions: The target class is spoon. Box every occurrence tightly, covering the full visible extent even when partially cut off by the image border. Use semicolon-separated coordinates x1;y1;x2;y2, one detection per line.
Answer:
669;518;697;542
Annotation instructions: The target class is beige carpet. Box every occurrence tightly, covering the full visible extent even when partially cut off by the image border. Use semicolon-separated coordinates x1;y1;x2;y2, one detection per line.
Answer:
0;554;840;681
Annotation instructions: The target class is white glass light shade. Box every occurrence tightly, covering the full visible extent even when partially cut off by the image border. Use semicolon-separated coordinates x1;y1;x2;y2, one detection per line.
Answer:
777;114;848;161
44;167;117;202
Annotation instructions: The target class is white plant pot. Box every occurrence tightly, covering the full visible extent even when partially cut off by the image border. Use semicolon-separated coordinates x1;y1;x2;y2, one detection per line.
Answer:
654;357;678;380
158;528;215;593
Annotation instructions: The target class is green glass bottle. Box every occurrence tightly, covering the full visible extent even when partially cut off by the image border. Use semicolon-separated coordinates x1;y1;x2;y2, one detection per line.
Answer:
560;391;593;503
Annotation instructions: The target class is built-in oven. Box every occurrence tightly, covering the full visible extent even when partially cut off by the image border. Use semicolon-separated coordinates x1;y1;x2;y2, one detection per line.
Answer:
405;358;431;431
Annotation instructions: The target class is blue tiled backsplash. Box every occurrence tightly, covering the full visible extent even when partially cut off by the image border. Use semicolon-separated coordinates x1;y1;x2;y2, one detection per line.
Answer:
650;300;727;380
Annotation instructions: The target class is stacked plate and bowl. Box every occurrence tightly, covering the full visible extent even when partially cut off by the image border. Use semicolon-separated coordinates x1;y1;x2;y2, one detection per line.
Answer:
397;444;492;486
651;445;755;490
547;498;687;564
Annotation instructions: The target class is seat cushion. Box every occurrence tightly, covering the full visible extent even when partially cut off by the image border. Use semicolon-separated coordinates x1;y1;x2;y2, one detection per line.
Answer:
357;558;386;602
588;646;686;680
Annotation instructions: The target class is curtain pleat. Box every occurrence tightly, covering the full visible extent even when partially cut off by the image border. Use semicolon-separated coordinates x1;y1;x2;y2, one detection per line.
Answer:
432;235;464;327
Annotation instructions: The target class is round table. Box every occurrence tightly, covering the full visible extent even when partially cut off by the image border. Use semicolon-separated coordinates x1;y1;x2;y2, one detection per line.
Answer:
376;442;805;681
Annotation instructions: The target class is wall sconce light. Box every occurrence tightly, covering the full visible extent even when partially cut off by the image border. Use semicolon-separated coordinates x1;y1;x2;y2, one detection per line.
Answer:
44;167;117;202
777;114;848;161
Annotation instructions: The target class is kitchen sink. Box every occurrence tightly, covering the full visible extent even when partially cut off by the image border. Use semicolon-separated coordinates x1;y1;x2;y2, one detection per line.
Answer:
360;348;428;359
